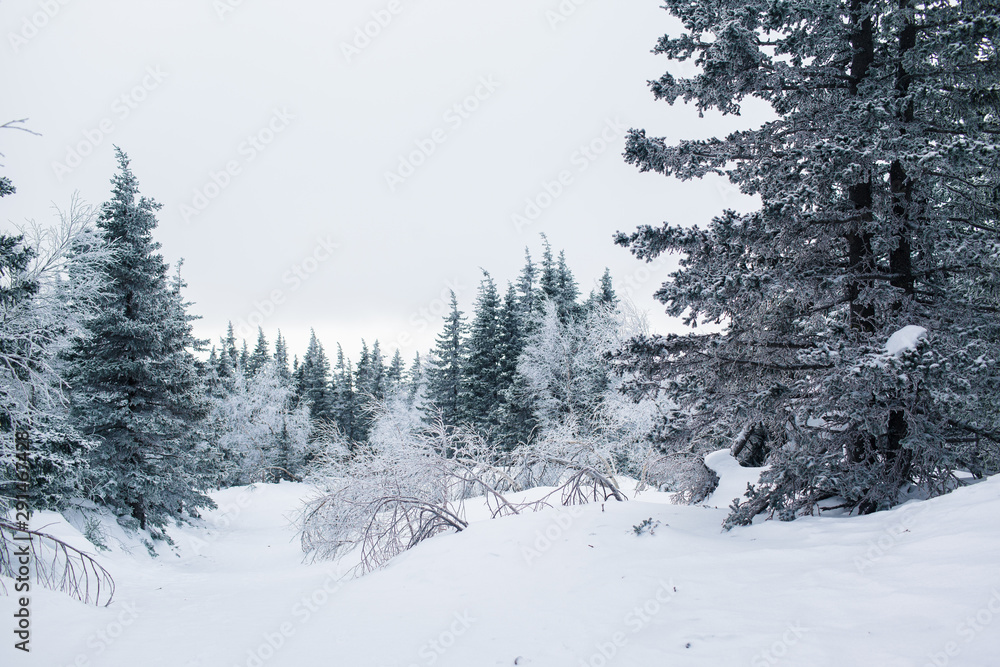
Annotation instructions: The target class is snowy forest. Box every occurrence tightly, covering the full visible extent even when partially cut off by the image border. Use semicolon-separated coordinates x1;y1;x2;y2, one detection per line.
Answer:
2;0;999;665
0;147;661;530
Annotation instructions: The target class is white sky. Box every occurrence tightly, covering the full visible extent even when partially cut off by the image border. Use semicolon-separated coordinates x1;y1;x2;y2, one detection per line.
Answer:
1;0;766;361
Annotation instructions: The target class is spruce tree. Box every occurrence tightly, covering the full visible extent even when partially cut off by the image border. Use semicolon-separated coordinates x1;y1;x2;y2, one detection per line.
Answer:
369;340;386;401
425;291;468;428
273;330;291;381
332;347;357;442
516;247;542;330
555;250;582;322
355;340;372;399
214;322;239;384
386;349;405;393
247;327;270;377
68;149;213;528
406;352;426;408
495;282;537;450
223;322;238;370
353;339;385;441
586;268;618;311
295;329;332;422
616;0;1000;521
463;272;503;433
538;235;559;302
537;237;583;322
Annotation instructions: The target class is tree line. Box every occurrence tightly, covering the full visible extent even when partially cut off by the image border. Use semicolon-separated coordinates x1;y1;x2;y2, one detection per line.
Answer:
0;147;636;532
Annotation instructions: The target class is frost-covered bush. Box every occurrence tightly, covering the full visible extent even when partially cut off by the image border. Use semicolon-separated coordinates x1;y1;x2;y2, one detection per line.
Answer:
301;403;627;575
517;299;669;481
208;362;311;486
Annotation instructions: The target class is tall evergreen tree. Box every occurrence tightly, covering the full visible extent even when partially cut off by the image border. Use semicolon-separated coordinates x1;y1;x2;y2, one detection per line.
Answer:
247;327;270;377
536;237;583;322
516;247;541;329
332;347;357;442
238;340;249;374
68;149;213;528
554;250;581;321
386;349;405;393
214;322;239;382
586;268;618;311
355;340;372;399
353;339;385;441
273;330;291;381
495;282;537;450
463;272;503;432
616;0;1000;522
296;329;332;422
406;352;426;408
538;234;559;302
369;340;386;401
223;322;238;362
425;291;468;428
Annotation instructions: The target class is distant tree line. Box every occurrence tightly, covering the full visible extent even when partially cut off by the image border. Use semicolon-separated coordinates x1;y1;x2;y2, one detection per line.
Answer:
0;148;635;533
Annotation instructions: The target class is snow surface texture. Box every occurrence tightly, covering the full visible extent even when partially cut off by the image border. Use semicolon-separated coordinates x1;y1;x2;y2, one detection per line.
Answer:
3;457;1000;667
886;326;928;357
702;449;766;510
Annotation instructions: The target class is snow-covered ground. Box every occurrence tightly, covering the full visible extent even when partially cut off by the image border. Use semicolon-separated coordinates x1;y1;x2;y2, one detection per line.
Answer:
3;452;1000;667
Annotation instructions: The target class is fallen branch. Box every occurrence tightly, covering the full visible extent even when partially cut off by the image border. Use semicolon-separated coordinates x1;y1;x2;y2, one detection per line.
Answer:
0;520;115;606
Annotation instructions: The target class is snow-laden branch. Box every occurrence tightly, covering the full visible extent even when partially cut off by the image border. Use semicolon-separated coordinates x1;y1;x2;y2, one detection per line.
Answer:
0;520;115;606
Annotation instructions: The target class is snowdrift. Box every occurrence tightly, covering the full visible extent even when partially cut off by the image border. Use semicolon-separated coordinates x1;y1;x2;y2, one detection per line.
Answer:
2;455;999;666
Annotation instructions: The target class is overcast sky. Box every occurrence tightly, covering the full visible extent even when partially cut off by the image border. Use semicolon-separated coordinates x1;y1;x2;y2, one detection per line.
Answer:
1;0;766;361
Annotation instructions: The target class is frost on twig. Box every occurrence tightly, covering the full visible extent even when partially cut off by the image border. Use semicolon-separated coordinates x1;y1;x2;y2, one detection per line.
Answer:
300;409;631;576
0;519;115;606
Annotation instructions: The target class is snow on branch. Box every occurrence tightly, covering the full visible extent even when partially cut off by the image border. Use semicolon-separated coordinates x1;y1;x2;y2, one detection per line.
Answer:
0;520;115;606
300;408;633;576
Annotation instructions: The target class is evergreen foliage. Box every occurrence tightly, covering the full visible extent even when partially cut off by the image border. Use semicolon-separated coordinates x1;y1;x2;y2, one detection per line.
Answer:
615;0;1000;522
247;327;270;377
67;149;214;528
295;329;332;422
462;272;503;433
425;291;468;428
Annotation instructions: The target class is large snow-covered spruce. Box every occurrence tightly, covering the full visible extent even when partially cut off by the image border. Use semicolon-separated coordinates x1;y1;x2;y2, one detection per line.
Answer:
615;0;1000;520
67;149;215;529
